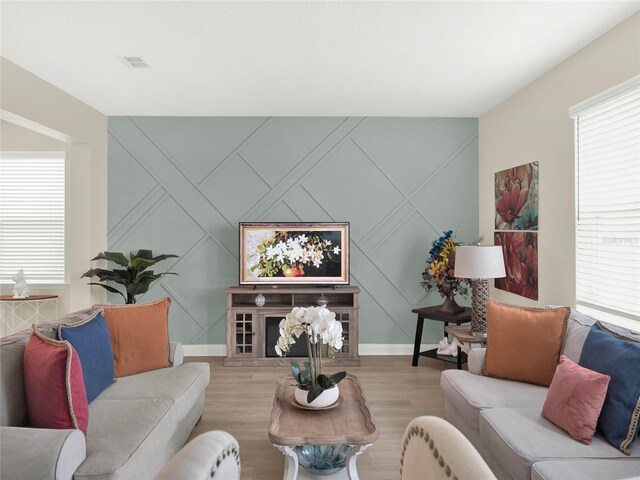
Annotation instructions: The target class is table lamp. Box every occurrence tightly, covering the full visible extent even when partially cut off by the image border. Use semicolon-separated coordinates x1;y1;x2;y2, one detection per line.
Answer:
454;245;506;336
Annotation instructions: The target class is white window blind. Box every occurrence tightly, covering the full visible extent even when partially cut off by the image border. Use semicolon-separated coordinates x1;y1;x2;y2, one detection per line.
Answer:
0;152;66;284
570;76;640;322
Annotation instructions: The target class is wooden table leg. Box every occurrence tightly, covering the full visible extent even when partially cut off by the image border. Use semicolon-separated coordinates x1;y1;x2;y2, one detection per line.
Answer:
412;316;424;366
457;344;462;370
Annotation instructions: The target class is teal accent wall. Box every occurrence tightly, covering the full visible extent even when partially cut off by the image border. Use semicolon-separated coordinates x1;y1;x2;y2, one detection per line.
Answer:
107;117;478;345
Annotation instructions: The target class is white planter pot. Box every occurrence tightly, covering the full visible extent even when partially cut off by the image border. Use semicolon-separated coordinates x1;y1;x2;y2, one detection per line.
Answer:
294;385;339;408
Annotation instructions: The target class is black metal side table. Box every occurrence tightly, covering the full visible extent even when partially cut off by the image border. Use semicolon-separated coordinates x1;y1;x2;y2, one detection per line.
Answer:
411;306;471;369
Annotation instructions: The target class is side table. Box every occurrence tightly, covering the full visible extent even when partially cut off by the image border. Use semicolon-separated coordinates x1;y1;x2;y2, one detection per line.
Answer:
410;306;471;369
0;295;58;337
445;325;487;362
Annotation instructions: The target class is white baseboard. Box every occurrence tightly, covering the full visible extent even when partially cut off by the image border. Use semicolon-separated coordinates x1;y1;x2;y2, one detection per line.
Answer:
182;344;436;357
183;344;227;356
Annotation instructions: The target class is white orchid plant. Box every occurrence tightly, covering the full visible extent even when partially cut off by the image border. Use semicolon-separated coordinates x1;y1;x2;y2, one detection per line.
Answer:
276;306;347;403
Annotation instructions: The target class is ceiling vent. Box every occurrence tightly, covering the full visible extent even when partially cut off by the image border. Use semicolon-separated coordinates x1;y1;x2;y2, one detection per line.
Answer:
119;56;152;69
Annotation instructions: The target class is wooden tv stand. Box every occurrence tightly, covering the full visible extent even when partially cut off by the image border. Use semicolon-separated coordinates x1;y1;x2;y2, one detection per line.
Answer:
224;286;360;367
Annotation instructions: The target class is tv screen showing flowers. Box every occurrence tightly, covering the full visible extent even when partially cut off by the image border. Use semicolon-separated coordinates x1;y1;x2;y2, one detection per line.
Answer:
239;222;350;285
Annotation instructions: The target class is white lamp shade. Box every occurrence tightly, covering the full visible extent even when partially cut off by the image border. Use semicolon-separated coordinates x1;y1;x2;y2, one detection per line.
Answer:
454;246;506;279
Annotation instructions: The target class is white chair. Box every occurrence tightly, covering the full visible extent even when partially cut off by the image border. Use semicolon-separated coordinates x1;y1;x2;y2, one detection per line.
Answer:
401;416;496;480
154;431;240;480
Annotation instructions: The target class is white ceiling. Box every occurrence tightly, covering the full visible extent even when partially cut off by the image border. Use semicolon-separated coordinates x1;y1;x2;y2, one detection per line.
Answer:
1;1;638;117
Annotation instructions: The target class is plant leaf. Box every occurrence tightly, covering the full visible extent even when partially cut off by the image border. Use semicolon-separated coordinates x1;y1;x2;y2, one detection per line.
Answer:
130;257;156;271
134;249;154;260
152;254;179;262
86;282;126;301
328;371;347;385
307;385;325;403
82;268;128;285
90;251;129;267
290;360;302;384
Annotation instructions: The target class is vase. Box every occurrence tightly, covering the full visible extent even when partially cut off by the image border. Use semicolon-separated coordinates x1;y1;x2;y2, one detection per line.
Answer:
254;293;266;307
436;284;464;314
282;265;305;277
294;385;339;409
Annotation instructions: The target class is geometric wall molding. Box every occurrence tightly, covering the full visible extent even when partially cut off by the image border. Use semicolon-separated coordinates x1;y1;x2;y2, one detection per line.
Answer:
108;117;478;345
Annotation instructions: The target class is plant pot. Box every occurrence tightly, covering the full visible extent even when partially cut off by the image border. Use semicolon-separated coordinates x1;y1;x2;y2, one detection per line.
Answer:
294;385;339;409
282;265;305;277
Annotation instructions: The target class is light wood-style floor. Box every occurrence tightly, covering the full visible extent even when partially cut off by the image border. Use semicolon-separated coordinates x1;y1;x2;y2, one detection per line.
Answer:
187;356;456;480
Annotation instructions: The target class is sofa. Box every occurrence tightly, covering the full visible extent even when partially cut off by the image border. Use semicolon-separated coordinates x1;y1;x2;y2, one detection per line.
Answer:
0;325;215;480
440;310;640;480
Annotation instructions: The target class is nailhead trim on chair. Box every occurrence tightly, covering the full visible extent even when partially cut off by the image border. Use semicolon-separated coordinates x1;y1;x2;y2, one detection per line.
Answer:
210;444;240;478
400;425;458;480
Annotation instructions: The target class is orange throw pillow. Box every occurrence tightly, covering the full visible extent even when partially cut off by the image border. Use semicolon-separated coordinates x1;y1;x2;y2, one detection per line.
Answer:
99;298;171;377
482;300;570;386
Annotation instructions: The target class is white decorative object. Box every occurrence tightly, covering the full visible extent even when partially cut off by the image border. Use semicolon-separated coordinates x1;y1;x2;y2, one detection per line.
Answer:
254;293;266;307
11;269;29;299
317;293;329;307
436;336;460;357
294;385;339;409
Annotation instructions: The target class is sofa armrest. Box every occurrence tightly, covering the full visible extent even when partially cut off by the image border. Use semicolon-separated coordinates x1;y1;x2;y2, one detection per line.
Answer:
0;427;86;480
170;340;184;367
154;431;240;480
467;347;486;375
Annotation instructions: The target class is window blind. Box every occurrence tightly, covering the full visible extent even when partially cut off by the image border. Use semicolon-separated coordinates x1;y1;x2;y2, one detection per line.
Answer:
0;152;66;284
570;77;640;322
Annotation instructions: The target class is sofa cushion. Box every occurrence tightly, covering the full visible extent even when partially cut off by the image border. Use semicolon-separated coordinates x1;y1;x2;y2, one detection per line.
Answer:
23;328;89;434
78;398;173;479
561;309;596;363
531;459;640;480
58;310;115;403
440;370;548;433
98;362;209;401
579;324;640;454
542;355;610;445
479;407;639;480
483;301;569;386
0;335;29;427
75;362;209;480
99;298;171;378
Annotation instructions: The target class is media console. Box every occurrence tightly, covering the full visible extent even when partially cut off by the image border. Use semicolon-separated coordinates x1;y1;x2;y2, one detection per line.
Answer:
224;286;360;366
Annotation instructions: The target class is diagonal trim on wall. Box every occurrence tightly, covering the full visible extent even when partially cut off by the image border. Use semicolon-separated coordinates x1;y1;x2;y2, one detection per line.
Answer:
108;116;478;345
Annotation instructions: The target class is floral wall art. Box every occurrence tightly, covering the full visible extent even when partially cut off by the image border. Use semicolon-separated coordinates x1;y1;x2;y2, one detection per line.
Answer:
494;162;539;300
495;162;538;230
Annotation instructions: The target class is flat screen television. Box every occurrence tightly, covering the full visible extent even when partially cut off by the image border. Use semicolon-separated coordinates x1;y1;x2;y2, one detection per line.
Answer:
239;222;350;285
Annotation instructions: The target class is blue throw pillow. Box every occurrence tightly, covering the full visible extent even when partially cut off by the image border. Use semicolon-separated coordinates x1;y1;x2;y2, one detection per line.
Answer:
579;324;640;454
58;310;114;403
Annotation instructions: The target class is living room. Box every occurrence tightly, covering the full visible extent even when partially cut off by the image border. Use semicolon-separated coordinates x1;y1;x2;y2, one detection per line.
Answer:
1;2;639;479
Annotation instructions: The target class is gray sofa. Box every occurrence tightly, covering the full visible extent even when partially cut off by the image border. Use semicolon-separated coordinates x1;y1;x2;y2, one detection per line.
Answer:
441;310;640;480
0;326;214;480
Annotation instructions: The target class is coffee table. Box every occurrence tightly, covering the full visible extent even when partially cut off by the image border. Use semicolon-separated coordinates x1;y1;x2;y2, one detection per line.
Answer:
268;374;378;480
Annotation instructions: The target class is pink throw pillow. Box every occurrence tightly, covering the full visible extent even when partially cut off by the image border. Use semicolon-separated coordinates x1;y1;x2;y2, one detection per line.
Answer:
23;328;89;434
542;355;610;444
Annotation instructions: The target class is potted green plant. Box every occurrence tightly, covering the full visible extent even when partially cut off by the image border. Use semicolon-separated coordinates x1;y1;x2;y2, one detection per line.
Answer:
82;249;178;304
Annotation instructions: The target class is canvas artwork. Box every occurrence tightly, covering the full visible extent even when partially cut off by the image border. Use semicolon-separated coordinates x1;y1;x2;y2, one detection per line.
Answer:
494;231;538;300
239;223;349;285
495;161;538;230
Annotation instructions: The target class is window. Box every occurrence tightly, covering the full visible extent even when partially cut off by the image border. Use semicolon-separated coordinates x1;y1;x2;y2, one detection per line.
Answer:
570;76;640;327
0;152;66;284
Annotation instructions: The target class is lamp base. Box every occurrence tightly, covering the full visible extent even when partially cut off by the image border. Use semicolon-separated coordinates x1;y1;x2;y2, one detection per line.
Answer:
470;279;490;335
